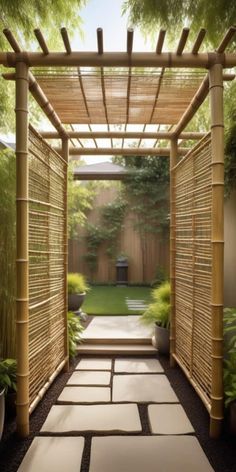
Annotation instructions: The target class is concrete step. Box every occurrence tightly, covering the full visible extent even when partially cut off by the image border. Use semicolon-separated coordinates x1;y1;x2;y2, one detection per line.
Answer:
76;343;157;356
81;337;152;345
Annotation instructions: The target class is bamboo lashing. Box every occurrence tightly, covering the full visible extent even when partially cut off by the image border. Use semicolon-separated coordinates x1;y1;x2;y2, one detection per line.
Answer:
176;28;189;55
192;29;206;54
34;29;49;55
209;63;224;438
15;62;30;438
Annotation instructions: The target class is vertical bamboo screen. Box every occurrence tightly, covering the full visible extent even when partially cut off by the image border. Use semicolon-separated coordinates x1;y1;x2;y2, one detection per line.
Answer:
28;125;67;408
174;134;213;410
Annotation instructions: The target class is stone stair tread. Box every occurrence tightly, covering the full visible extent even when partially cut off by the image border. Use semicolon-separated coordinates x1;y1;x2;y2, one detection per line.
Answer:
77;343;157;355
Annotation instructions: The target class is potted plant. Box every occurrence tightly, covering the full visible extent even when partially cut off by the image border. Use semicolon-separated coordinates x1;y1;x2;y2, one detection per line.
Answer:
223;308;236;434
0;358;17;440
67;272;89;312
141;281;170;355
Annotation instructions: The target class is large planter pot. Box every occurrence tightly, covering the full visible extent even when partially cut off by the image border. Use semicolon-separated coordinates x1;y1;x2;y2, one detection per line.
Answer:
68;292;86;312
154;323;170;355
0;388;5;441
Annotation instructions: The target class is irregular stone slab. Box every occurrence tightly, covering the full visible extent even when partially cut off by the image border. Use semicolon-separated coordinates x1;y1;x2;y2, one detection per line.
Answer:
67;371;111;386
41;404;141;433
112;374;178;403
148;404;194;434
17;437;84;472
89;436;214;472
76;358;112;371
58;386;111;403
81;316;152;342
114;358;164;373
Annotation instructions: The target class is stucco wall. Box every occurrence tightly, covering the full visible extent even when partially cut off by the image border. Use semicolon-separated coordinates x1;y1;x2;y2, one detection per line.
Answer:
224;189;236;307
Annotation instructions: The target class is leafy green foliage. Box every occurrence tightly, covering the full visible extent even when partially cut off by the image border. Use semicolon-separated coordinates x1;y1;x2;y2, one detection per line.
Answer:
68;164;96;239
0;149;16;358
224;308;236;408
67;272;89;294
122;0;236;47
141;281;170;328
0;359;17;394
67;312;84;358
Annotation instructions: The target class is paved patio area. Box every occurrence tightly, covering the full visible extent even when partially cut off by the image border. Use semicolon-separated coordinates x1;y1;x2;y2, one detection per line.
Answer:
17;355;214;472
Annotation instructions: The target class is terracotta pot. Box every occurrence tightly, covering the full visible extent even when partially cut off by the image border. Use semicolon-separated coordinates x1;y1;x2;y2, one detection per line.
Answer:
0;388;5;441
154;324;170;355
68;292;85;311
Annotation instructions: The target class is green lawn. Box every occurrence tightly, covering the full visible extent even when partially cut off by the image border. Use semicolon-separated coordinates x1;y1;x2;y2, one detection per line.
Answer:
83;285;152;315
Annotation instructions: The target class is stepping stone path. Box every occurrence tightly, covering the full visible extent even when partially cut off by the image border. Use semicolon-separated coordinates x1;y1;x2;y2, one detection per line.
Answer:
125;297;148;311
18;355;214;472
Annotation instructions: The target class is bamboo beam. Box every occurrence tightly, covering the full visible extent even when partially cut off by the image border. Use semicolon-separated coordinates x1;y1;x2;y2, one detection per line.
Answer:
38;131;206;140
170;138;178;368
97;28;103;54
156;29;166;54
2;51;236;68
176;28;189;55
192;29;206;54
61;138;69;373
97;28;112;147
209;62;224;439
15;62;30;438
149;67;165;124
217;26;236;53
127;28;134;55
34;29;49;55
60;27;72;54
126;29;134;128
53;146;190;156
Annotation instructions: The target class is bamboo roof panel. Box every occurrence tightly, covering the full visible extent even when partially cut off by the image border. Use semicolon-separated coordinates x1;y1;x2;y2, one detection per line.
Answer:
34;69;206;125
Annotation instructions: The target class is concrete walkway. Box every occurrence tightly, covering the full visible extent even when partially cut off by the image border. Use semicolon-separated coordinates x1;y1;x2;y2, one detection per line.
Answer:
17;355;214;472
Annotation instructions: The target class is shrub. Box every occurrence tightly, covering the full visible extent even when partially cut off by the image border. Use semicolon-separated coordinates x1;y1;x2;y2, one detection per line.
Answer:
141;281;170;329
67;312;84;358
223;308;236;408
67;273;89;294
0;359;17;394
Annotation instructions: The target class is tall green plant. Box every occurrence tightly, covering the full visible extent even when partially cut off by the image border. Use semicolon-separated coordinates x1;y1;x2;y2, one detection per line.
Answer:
0;149;16;358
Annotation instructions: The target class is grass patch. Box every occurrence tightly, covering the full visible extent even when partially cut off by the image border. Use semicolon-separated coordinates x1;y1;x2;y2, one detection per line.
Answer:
83;285;152;315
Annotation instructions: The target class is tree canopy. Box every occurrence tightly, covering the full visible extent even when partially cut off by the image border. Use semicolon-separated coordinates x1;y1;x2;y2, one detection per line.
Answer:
122;0;236;46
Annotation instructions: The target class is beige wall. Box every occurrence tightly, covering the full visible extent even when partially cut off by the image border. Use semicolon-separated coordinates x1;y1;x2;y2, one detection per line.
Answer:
224;189;236;307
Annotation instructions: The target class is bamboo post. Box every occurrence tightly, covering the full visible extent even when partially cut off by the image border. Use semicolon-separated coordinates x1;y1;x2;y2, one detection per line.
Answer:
170;138;178;367
209;63;224;438
61;138;69;372
15;62;29;437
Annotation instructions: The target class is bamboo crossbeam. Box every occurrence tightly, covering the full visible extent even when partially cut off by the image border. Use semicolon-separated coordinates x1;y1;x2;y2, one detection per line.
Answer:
156;29;166;54
15;62;30;438
127;28;134;55
2;29;68;139
39;131;206;140
217;26;236;53
97;28;103;54
192;29;206;54
60;27;71;54
209;63;224;439
149;67;165;123
2;51;236;68
126;29;133;127
176;28;189;55
53;146;190;156
34;29;49;55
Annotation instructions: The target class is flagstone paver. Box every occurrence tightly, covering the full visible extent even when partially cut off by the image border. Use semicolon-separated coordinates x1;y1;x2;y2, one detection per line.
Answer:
81;315;153;341
148;404;195;434
41;404;142;433
114;357;164;373
17;437;84;472
67;370;111;386
75;358;112;370
89;436;214;472
112;374;179;403
58;386;111;403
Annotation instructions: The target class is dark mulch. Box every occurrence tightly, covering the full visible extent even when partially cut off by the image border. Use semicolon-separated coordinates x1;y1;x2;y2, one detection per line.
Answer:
0;349;236;472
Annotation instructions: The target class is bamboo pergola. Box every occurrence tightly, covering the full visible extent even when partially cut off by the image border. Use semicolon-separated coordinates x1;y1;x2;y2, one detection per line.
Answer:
1;25;236;439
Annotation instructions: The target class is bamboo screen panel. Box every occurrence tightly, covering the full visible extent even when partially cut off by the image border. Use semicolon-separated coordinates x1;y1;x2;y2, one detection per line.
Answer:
174;134;212;409
34;69;205;125
28;126;67;406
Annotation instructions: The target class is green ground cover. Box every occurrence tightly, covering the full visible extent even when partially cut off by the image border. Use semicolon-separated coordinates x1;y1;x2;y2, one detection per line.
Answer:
83;285;152;315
